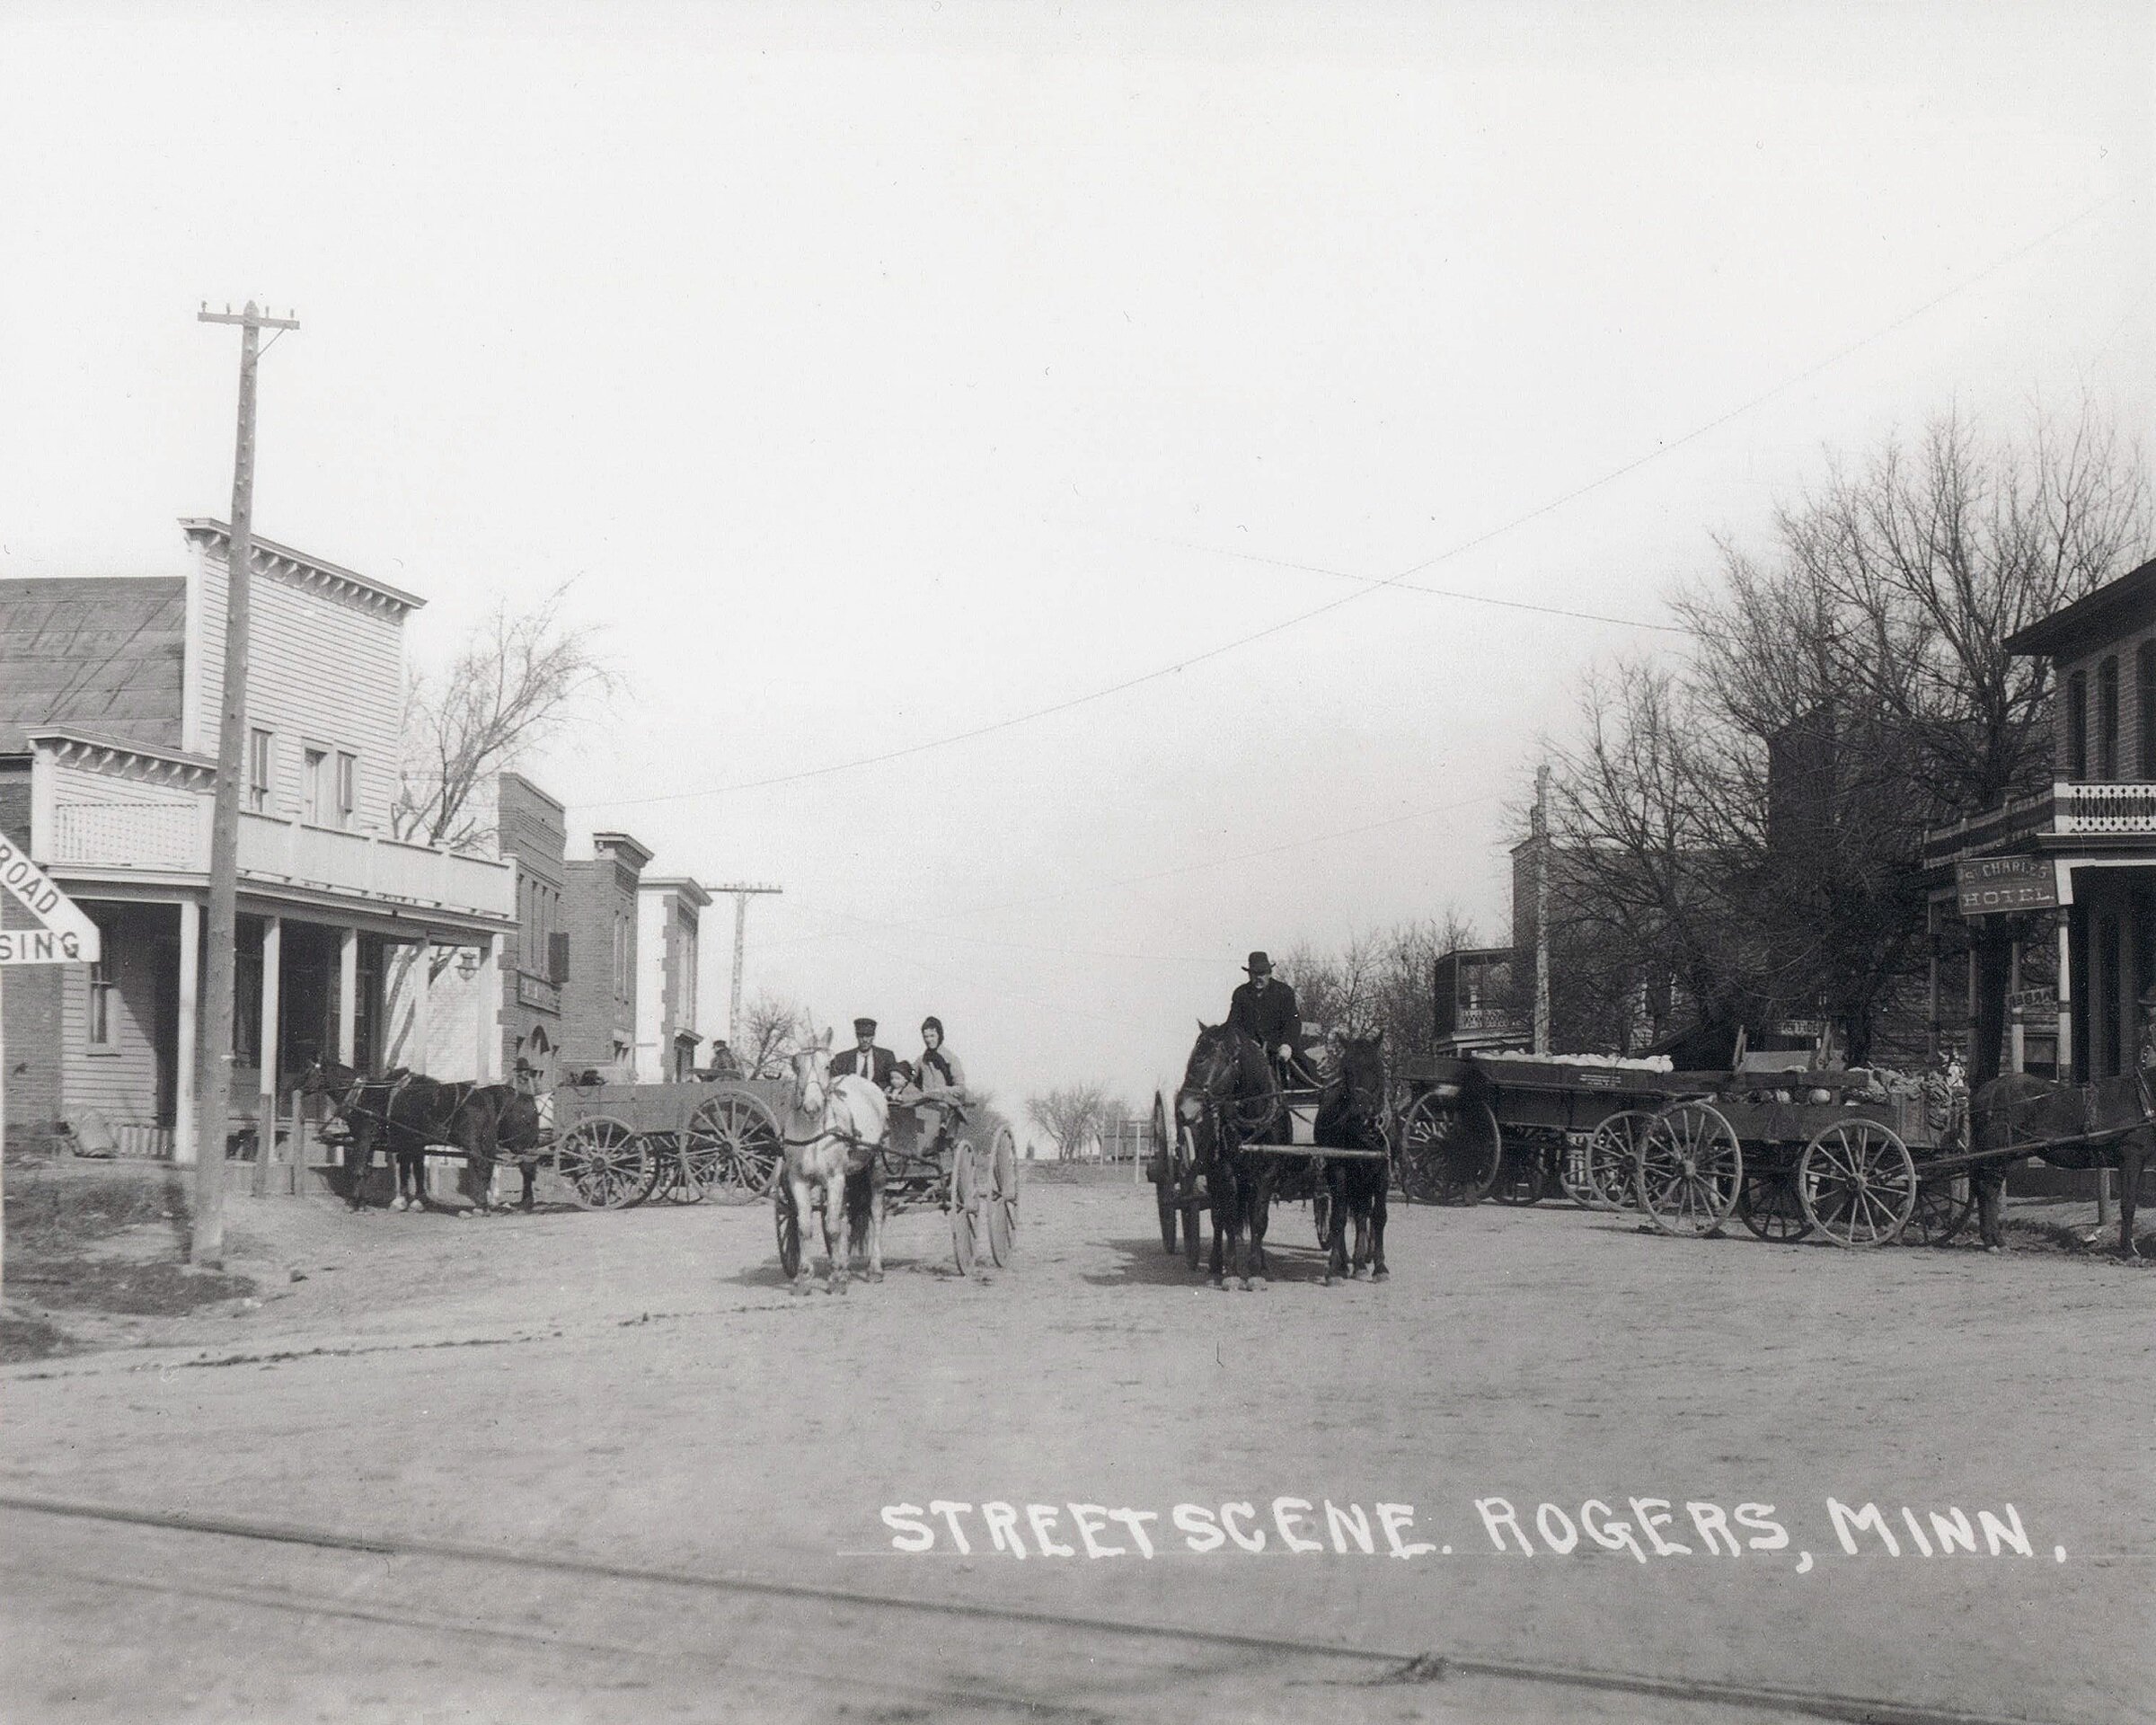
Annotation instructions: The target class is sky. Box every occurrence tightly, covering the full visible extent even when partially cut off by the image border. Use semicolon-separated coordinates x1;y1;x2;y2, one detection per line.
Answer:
2;1;2150;1125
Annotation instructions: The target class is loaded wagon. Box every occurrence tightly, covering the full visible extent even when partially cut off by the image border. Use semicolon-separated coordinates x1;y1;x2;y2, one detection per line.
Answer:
1392;1052;1978;1247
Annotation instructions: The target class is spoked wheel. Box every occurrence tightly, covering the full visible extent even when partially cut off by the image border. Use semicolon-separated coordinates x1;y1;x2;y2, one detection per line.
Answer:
1904;1172;1975;1246
669;1131;720;1203
1584;1110;1656;1211
1637;1102;1742;1238
1397;1092;1503;1204
1798;1119;1917;1248
1736;1167;1813;1243
1492;1145;1549;1206
1153;1092;1179;1253
985;1126;1020;1267
686;1091;783;1206
949;1137;981;1276
556;1116;652;1211
773;1179;801;1278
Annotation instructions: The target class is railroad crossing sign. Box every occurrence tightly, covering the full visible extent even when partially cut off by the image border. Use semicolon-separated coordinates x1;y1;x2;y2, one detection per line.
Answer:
0;831;99;965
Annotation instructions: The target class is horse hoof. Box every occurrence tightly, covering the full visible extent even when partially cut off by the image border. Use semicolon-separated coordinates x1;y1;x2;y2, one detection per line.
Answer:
1250;1277;1268;1291
1371;1269;1390;1283
867;1269;884;1284
1321;1273;1335;1287
1238;1278;1254;1293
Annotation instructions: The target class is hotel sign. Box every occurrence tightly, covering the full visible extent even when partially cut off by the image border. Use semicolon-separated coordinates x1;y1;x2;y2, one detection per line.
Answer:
1956;855;2059;916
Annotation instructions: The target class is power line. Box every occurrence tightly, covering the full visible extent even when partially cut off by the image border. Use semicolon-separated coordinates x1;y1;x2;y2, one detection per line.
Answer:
575;191;2118;815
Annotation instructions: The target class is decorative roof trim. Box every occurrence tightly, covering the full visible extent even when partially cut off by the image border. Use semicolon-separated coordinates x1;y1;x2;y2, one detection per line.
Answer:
179;518;429;616
30;726;218;790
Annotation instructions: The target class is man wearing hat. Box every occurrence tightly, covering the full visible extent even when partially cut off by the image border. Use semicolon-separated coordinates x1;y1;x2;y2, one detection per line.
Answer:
1228;951;1301;1072
829;1017;899;1088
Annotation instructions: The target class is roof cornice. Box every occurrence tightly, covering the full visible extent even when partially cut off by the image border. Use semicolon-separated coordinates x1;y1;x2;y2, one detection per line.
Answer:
179;518;428;616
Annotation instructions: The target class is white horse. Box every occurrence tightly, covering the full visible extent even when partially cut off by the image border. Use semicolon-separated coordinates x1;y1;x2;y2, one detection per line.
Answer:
782;1031;890;1292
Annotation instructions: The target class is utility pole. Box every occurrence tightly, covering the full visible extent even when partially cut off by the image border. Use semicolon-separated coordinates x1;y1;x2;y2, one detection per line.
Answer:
1533;763;1551;1057
712;881;782;1046
192;301;298;1267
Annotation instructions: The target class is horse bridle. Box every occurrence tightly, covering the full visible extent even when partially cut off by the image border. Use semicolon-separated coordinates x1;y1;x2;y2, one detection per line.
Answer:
1181;1034;1280;1147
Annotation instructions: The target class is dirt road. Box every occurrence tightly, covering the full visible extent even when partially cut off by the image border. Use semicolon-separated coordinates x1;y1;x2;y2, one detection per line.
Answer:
3;1176;2151;1723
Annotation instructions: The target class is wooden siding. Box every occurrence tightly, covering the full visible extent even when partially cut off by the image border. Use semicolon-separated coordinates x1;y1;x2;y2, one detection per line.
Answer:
0;578;187;752
59;905;172;1133
189;540;406;835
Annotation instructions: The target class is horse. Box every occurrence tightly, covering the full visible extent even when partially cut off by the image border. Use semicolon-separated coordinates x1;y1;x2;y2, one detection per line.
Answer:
781;1031;890;1292
1177;1021;1285;1291
1967;1070;2147;1256
301;1063;543;1214
1315;1031;1391;1285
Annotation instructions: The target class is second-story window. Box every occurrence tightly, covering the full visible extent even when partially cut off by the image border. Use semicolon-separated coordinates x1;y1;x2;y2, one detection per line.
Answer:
613;912;629;999
247;728;273;813
86;949;118;1049
303;748;328;823
336;752;358;829
2140;641;2156;780
2097;656;2119;781
2066;669;2089;780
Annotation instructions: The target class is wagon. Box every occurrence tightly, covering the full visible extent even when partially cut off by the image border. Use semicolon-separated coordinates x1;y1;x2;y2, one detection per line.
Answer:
1392;1054;1711;1210
546;1078;788;1210
773;1095;1021;1279
1145;1075;1390;1270
1393;1052;1978;1247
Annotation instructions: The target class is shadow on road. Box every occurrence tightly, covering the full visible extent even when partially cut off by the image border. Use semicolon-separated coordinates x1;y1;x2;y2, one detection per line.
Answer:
1082;1228;1338;1290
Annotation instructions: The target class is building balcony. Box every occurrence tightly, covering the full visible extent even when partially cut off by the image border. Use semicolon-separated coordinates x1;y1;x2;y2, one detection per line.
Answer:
1922;783;2156;870
44;798;514;926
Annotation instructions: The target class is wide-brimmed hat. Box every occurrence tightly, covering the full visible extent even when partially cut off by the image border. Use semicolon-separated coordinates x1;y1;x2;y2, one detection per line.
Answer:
1243;951;1272;976
853;1017;878;1035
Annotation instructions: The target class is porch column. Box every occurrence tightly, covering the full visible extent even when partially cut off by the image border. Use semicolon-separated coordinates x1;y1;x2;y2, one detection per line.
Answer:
337;928;358;1067
253;916;281;1197
412;938;432;1072
2057;913;2075;1084
2008;938;2024;1075
174;901;200;1167
473;934;500;1081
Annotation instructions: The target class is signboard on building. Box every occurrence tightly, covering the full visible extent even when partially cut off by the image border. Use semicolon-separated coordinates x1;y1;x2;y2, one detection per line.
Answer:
0;832;99;965
1956;855;2059;916
2009;986;2059;1028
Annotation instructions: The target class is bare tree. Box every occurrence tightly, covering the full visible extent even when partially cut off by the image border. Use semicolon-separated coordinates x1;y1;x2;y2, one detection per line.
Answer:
393;584;616;854
736;992;809;1080
1025;1084;1116;1160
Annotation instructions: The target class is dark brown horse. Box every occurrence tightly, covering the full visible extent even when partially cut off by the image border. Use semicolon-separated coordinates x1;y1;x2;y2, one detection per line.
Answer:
1177;1022;1284;1290
302;1062;544;1213
1315;1031;1391;1285
1966;1071;2147;1256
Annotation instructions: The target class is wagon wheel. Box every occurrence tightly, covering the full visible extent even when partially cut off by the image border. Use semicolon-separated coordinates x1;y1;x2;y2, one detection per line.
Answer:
1398;1092;1503;1205
985;1125;1020;1268
1492;1143;1549;1206
1904;1172;1975;1246
555;1116;651;1211
1798;1119;1917;1248
1637;1102;1743;1238
1736;1166;1813;1243
1153;1092;1179;1253
1584;1110;1656;1211
666;1129;719;1204
949;1137;981;1276
773;1178;801;1278
685;1091;784;1206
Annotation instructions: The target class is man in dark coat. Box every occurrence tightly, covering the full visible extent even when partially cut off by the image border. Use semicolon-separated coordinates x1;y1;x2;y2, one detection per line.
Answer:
829;1017;899;1087
1227;952;1301;1067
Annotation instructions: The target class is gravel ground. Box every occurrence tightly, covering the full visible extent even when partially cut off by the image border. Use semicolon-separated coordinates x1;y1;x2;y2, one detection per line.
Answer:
2;1177;2151;1724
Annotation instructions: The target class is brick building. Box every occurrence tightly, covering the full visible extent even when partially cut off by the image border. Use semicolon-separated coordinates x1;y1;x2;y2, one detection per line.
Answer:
560;831;651;1078
634;876;708;1081
497;773;569;1080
